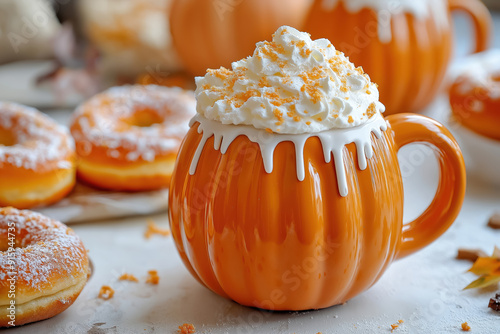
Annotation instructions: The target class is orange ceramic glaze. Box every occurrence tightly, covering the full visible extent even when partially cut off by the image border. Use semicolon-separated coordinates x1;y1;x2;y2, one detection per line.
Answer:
169;114;466;310
450;67;500;141
169;0;312;76
303;0;492;114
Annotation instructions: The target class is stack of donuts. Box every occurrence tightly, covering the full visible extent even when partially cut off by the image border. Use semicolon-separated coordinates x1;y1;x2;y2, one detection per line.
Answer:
0;84;196;327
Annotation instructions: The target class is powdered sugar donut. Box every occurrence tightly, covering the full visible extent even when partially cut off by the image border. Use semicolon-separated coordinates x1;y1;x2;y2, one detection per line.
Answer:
0;102;76;209
0;207;89;327
70;85;196;191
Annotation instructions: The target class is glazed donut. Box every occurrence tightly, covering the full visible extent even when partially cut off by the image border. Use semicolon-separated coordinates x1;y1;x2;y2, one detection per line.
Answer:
450;50;500;140
0;207;89;327
70;85;196;191
0;103;76;209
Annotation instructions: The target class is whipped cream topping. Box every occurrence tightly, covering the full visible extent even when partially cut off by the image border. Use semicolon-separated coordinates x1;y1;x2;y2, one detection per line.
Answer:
195;26;385;134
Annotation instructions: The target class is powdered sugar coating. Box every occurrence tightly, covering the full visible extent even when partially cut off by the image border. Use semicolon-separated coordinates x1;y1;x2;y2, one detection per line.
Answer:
0;102;75;171
70;85;196;162
0;207;88;295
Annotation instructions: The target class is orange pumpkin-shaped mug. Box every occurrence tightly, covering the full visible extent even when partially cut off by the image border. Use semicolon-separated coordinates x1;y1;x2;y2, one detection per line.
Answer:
304;0;492;114
169;26;467;311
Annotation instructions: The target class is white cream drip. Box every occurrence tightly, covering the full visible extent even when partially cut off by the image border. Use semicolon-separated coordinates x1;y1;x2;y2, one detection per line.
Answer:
188;113;388;197
321;0;449;43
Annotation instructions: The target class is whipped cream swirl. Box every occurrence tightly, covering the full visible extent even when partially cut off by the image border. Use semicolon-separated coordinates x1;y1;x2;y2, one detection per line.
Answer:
195;26;385;134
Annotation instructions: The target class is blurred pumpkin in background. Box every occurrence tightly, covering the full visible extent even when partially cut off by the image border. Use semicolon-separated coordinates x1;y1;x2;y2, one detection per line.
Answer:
170;0;313;76
304;0;492;114
79;0;182;80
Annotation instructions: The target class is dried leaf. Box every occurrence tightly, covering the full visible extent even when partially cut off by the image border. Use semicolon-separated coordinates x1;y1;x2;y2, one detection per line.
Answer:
468;257;500;276
464;275;500;290
464;246;500;290
493;246;500;258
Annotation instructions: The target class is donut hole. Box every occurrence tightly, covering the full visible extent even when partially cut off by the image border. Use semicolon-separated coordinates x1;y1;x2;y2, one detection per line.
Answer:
0;128;16;147
126;108;164;128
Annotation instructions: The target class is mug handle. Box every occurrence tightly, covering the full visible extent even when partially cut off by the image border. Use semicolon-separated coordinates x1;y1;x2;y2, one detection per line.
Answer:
449;0;492;53
386;114;467;259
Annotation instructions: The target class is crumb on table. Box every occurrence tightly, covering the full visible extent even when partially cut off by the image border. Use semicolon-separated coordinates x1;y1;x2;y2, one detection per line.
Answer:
144;219;171;239
489;293;500;312
178;323;195;334
98;285;114;300
457;248;488;262
461;322;471;331
119;273;139;282
487;212;500;229
146;270;160;285
390;320;404;332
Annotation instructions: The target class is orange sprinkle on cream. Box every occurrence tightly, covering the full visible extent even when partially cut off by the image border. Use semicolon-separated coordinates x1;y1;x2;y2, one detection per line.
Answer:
207;67;232;81
258;77;270;87
300;48;312;58
366;102;377;118
274;108;284;122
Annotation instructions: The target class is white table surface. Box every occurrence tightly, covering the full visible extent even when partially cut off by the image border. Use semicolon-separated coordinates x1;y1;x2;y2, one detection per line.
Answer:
7;11;500;334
